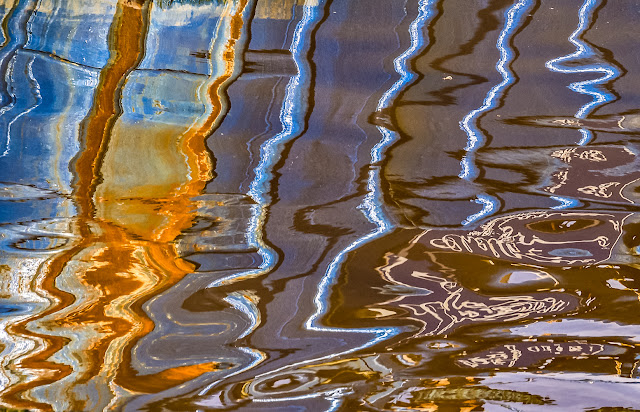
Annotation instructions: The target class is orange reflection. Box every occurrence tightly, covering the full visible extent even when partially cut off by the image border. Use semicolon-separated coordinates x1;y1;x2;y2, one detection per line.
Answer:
1;0;251;409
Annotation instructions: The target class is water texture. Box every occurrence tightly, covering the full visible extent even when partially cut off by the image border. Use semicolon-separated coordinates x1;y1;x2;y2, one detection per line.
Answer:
0;0;639;410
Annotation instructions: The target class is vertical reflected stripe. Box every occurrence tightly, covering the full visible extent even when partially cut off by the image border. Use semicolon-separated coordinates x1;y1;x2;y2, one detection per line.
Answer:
1;2;153;408
0;0;36;157
372;0;435;162
154;0;249;244
174;0;245;201
303;0;437;357
545;0;619;145
459;0;532;226
203;1;439;397
113;0;260;395
459;0;532;181
3;55;41;157
0;0;34;107
199;3;323;396
73;0;152;214
208;0;324;288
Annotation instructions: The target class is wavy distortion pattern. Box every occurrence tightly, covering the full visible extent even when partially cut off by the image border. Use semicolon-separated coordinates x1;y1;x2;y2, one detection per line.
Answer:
0;0;639;410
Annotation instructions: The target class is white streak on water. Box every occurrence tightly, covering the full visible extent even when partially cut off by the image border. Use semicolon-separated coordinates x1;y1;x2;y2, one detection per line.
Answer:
459;0;533;226
208;0;322;288
303;0;437;362
546;0;619;145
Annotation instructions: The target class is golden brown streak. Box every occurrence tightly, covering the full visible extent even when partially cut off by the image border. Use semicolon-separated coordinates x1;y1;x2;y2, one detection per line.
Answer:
73;0;151;216
1;1;151;409
179;0;250;196
115;0;252;392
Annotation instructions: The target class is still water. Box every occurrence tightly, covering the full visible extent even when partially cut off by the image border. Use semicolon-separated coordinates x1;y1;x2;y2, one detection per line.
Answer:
0;0;639;410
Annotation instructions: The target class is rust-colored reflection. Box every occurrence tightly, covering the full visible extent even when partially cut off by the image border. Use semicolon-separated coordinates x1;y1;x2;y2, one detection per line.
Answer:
0;0;251;409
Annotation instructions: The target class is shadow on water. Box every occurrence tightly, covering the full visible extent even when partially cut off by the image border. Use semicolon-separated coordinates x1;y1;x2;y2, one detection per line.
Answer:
0;0;639;410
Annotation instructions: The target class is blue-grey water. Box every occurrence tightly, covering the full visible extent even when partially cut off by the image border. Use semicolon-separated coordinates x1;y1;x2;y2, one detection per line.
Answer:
0;0;640;410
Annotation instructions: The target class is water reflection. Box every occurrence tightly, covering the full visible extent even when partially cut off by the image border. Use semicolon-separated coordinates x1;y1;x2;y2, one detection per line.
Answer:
545;0;622;145
0;0;256;409
1;0;640;410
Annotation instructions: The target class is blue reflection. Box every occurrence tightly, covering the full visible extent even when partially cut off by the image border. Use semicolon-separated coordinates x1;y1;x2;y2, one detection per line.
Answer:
327;398;343;412
1;57;41;158
545;0;619;145
305;0;438;354
459;0;532;181
461;194;499;226
550;195;581;210
0;0;35;108
459;0;533;226
209;1;324;287
247;1;321;199
373;0;436;162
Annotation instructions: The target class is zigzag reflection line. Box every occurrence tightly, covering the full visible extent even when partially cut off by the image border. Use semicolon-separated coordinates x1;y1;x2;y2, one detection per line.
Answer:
459;0;532;181
1;56;42;158
302;0;437;360
459;0;532;226
200;3;324;398
372;0;435;163
545;0;619;145
208;1;322;287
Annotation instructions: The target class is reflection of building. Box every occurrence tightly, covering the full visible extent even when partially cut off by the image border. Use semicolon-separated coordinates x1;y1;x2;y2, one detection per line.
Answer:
476;144;640;206
321;207;640;338
456;340;624;370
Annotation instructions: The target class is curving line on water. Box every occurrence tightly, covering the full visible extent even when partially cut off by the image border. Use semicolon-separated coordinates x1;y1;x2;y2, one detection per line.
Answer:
225;292;261;339
459;0;533;226
545;0;620;146
372;0;435;163
461;194;499;226
225;2;438;399
2;55;42;158
550;195;581;210
207;0;324;288
459;0;532;181
302;0;438;362
199;0;325;399
0;0;40;158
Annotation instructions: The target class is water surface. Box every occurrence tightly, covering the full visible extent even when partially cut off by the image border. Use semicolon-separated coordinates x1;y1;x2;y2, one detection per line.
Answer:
1;0;640;410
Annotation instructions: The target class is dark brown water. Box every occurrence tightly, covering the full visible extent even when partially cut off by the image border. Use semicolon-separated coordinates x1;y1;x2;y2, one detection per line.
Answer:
0;0;640;410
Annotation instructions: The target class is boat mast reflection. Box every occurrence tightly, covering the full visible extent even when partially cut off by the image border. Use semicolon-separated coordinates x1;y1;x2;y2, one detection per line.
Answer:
545;0;621;145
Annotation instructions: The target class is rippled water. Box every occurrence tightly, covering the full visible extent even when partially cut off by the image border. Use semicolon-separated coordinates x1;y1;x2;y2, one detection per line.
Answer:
0;0;640;410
